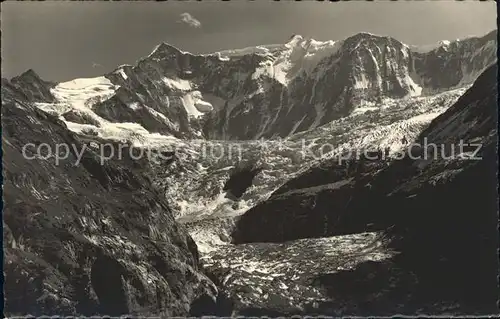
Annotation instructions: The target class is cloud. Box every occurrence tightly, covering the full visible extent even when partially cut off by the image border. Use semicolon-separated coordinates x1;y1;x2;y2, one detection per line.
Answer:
178;12;201;28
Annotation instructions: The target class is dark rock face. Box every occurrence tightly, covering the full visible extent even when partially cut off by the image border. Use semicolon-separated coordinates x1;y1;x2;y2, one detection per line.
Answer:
413;30;497;93
98;43;267;139
92;83;192;139
376;64;498;312
1;80;220;316
9;69;56;103
231;156;392;243
223;165;262;199
230;64;499;314
62;109;102;127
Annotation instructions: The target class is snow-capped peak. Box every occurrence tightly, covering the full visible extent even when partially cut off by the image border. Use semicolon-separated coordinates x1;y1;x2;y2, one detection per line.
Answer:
346;32;393;43
410;39;456;53
285;34;305;46
214;44;282;58
352;31;383;38
438;40;451;46
147;42;187;58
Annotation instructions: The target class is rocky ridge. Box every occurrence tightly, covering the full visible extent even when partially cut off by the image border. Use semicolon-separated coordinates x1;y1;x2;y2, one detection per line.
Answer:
1;76;230;317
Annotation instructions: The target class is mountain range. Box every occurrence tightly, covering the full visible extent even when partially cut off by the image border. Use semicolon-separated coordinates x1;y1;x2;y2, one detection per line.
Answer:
2;29;498;316
9;30;496;141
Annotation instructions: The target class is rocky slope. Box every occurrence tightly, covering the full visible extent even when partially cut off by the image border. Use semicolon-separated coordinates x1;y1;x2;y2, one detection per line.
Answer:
1;77;230;317
229;63;498;315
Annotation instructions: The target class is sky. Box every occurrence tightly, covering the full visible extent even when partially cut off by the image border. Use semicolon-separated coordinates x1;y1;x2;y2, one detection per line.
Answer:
1;1;497;82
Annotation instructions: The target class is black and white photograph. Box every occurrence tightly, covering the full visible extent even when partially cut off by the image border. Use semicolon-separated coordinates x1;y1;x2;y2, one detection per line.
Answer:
1;0;498;317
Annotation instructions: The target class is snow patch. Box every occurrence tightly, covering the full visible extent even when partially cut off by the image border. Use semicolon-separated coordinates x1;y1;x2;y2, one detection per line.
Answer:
48;76;120;132
40;76;186;143
55;76;116;91
410;39;454;53
128;102;140;110
300;39;342;76
162;77;192;91
439;40;451;47
224;36;342;86
353;73;370;89
352;103;379;115
215;44;283;59
117;69;128;80
181;91;214;118
406;74;423;96
51;76;118;110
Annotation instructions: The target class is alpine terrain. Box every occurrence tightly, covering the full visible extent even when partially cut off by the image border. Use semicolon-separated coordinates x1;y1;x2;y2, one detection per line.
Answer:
2;29;498;316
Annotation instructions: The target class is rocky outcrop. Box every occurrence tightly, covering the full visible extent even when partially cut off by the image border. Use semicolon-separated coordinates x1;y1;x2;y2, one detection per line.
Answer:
231;159;386;243
97;43;267;139
9;69;56;103
62;109;102;127
230;64;499;314
223;165;262;199
413;30;497;93
1;80;224;316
